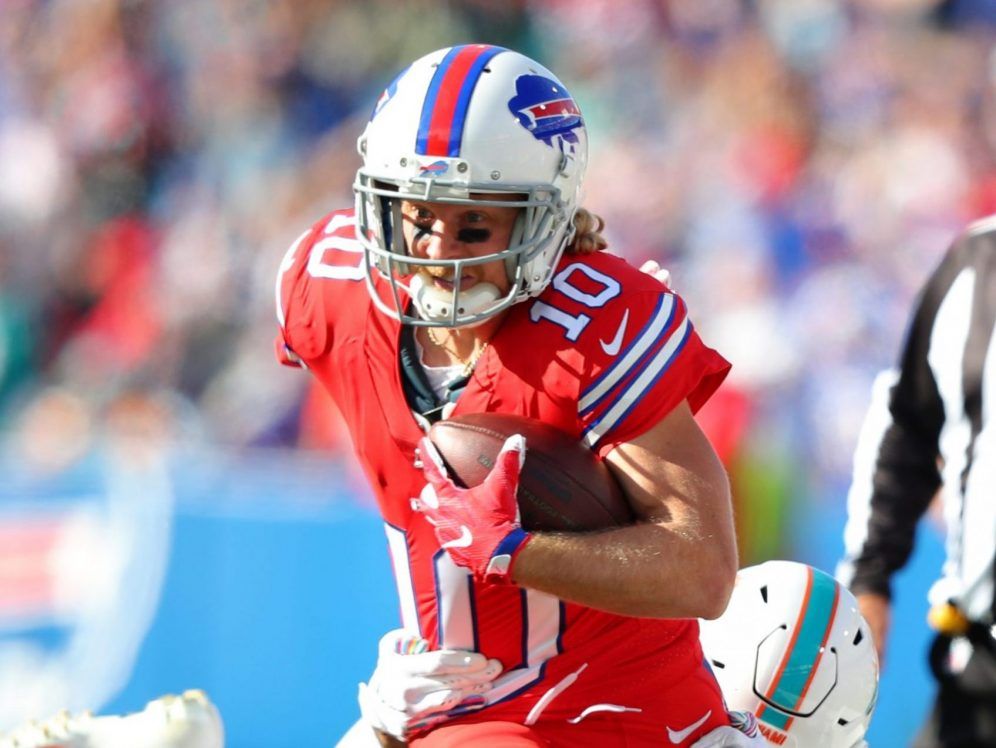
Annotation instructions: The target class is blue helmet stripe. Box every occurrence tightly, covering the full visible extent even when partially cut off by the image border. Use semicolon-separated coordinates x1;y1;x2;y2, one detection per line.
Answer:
415;47;463;155
415;45;505;156
446;46;504;156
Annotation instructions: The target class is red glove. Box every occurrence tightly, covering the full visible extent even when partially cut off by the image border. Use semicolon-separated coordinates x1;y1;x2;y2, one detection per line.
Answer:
412;434;532;585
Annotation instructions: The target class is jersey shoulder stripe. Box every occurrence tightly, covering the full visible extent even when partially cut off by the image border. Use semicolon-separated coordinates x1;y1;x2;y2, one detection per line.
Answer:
578;293;678;414
582;314;693;448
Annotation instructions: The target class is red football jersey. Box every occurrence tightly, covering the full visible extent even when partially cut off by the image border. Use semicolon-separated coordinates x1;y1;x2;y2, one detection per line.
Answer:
275;210;733;742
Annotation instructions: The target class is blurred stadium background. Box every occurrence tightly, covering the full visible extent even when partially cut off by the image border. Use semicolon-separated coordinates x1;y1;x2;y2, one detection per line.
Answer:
0;0;991;745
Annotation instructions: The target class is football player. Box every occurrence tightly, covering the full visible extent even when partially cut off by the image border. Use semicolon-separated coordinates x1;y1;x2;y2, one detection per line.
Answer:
344;563;879;748
276;45;742;746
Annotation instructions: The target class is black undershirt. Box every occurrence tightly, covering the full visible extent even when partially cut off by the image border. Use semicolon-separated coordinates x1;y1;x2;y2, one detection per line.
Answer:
398;324;471;425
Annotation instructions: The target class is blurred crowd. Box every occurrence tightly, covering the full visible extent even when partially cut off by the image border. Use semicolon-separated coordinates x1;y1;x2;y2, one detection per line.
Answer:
2;0;996;560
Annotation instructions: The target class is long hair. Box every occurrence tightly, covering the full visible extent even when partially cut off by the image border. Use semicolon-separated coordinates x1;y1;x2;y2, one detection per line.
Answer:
566;207;608;254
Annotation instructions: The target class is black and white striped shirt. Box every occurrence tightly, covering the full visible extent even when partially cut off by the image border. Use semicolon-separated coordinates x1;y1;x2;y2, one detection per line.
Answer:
837;217;996;623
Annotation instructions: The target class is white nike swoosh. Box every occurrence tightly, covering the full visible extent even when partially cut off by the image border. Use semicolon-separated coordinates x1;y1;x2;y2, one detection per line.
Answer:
666;709;712;745
442;526;473;549
599;309;630;356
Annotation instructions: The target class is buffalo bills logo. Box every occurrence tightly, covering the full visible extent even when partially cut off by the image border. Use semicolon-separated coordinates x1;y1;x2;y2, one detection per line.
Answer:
418;159;449;176
508;74;583;154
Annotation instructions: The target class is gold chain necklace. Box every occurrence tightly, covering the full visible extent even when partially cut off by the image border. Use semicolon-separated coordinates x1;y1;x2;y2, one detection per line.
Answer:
425;327;489;377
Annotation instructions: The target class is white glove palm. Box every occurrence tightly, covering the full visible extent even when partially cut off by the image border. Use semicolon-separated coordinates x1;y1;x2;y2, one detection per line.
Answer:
357;629;502;739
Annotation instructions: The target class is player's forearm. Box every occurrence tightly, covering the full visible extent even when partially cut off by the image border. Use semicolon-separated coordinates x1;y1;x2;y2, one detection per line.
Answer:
511;519;735;619
517;402;737;618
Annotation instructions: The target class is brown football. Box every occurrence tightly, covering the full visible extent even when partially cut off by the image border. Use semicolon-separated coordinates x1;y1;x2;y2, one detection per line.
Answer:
427;412;633;532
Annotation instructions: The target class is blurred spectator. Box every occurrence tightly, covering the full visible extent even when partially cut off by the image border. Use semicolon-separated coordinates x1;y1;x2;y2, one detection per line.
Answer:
2;0;996;741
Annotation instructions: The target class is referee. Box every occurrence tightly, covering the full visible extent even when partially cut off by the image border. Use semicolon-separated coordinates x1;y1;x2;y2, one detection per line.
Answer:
837;217;996;748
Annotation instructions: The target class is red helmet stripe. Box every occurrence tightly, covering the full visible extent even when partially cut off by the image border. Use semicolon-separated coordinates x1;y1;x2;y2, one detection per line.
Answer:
417;45;502;157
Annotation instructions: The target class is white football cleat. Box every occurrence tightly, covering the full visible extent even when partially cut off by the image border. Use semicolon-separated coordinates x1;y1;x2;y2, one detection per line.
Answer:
0;690;224;748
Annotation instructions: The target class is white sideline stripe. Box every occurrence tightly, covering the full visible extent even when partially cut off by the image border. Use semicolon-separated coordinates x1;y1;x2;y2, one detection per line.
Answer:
579;295;675;413
583;316;690;448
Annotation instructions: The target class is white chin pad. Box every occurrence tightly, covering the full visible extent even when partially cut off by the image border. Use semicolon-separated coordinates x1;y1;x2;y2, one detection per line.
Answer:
410;274;501;324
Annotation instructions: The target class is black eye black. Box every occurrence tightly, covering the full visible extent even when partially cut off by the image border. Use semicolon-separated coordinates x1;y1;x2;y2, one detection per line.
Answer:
458;228;491;243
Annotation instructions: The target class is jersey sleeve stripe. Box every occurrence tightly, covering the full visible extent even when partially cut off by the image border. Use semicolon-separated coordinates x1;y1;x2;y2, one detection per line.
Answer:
274;229;312;329
581;316;692;448
579;294;676;414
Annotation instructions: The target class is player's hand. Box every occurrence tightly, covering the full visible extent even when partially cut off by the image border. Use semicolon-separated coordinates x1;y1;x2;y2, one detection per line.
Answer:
639;259;672;288
357;629;502;740
690;711;765;747
412;434;531;584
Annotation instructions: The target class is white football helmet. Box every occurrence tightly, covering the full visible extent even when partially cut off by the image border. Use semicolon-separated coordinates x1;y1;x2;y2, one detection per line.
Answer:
698;561;879;748
354;45;588;327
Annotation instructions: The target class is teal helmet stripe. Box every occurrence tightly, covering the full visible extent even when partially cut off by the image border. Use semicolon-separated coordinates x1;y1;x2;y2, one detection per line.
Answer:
760;567;840;730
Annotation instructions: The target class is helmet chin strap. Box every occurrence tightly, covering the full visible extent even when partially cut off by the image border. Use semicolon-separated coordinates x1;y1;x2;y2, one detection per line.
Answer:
410;274;501;326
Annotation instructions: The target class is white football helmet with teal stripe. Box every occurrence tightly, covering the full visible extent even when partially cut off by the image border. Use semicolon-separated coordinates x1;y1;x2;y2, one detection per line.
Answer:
699;561;879;748
354;45;588;327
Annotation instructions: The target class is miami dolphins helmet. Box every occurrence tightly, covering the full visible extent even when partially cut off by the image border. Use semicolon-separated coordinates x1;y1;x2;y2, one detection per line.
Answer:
698;561;879;748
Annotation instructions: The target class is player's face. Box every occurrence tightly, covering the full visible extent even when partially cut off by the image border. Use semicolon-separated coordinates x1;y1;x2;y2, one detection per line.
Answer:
400;197;520;296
